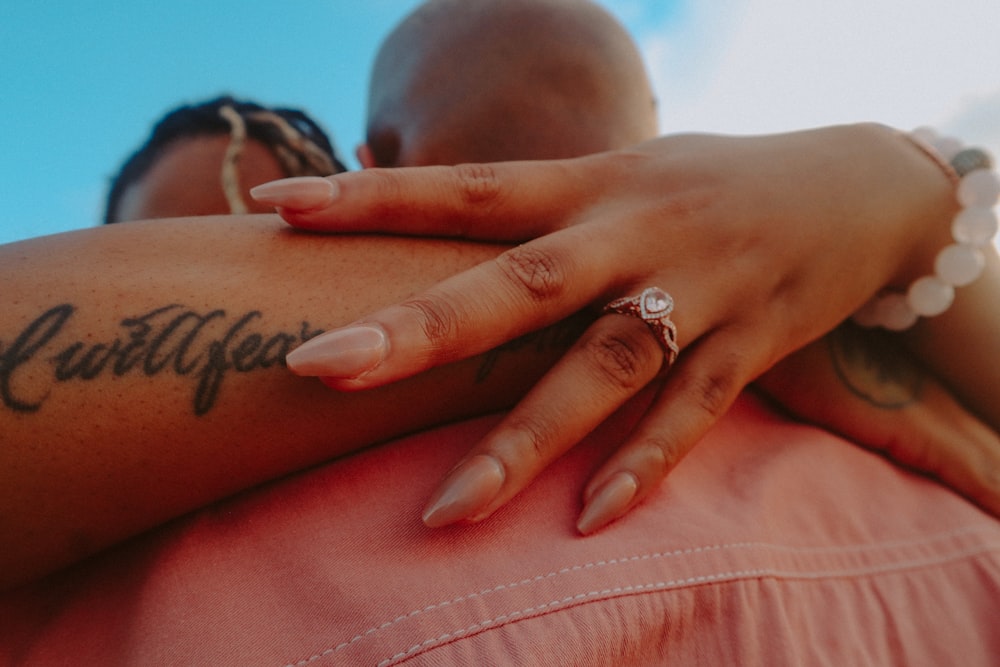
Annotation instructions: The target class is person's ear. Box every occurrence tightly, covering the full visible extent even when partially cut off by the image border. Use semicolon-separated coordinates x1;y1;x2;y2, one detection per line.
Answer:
359;127;401;168
356;143;377;169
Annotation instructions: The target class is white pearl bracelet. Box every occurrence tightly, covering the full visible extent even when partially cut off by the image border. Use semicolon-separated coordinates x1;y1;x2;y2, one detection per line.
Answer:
853;127;1000;330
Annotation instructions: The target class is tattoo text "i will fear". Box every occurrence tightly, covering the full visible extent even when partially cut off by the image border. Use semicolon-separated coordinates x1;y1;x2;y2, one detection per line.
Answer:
0;304;321;416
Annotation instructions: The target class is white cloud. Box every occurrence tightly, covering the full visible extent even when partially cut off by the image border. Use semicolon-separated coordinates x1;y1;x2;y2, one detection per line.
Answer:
941;88;1000;159
639;0;1000;139
626;0;1000;253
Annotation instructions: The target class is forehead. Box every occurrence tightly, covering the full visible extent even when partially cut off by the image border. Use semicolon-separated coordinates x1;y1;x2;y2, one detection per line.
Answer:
114;135;286;222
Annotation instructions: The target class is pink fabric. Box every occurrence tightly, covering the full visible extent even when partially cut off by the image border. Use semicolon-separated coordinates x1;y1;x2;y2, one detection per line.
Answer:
2;391;999;666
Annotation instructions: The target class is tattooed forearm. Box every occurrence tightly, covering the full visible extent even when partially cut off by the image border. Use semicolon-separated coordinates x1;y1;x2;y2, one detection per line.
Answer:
827;321;925;409
0;304;322;416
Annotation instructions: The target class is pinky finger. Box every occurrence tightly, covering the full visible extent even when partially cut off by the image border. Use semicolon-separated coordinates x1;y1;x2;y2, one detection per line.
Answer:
577;333;756;534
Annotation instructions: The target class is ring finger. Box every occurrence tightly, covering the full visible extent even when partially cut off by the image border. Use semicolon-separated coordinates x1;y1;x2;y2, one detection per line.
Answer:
420;309;670;527
287;222;640;389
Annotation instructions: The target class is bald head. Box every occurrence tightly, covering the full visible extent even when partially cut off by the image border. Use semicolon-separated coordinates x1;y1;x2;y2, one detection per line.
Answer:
363;0;658;167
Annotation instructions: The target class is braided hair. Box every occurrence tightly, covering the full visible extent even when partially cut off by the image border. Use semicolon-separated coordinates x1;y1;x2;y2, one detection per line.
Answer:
104;95;347;224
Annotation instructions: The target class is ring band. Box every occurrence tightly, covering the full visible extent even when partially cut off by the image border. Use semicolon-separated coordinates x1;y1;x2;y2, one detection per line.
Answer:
603;287;679;367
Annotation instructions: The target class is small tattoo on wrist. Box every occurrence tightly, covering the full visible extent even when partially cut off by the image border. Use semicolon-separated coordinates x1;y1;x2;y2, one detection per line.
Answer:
827;322;924;409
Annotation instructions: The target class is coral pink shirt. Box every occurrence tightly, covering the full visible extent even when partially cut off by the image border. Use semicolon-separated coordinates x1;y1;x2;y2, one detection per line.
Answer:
2;392;999;665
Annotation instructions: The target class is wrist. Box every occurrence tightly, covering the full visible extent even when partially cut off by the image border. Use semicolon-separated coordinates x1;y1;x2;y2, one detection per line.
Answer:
853;127;999;330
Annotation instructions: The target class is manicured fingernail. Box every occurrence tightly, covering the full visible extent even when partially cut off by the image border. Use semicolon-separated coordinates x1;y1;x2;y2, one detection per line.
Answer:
423;455;505;528
286;325;387;377
576;471;638;535
250;176;339;210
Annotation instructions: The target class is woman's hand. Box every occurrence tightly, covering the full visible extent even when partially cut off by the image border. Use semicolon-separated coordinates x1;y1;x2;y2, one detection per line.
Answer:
253;124;969;532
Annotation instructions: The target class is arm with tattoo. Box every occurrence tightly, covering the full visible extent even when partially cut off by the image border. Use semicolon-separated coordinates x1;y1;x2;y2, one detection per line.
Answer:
0;215;578;589
755;321;1000;514
3;215;997;589
903;249;1000;435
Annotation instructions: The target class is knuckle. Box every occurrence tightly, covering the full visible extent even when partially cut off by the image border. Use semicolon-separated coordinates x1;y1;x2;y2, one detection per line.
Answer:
494;245;568;303
397;295;463;357
681;357;744;421
636;432;677;475
500;415;552;466
690;372;736;419
582;326;660;393
451;163;503;206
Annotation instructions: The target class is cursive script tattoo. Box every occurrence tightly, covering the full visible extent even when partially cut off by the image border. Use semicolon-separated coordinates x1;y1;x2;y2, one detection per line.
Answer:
827;321;925;409
0;304;322;416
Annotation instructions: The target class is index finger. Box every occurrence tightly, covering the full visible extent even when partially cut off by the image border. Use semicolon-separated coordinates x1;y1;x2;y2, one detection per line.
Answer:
284;222;641;390
251;156;606;240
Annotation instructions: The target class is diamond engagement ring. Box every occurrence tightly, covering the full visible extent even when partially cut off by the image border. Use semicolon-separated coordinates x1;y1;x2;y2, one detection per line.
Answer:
602;287;679;367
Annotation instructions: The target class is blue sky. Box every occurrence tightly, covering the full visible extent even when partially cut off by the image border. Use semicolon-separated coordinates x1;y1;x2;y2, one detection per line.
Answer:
2;0;999;245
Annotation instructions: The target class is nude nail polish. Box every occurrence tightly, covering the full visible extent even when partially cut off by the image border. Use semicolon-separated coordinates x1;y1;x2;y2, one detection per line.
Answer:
576;471;638;535
422;455;506;528
286;325;387;378
249;176;339;210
